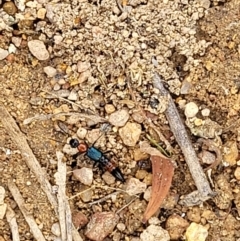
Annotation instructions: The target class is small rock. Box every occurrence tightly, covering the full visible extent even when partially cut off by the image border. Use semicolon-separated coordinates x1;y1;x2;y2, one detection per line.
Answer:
73;168;93;186
80;188;93;202
77;61;91;73
184;102;199;118
140;224;170;241
185;222;208;241
11;37;22;47
198;0;210;9
85;212;119;241
3;1;18;15
72;211;88;228
102;171;116;185
78;69;91;83
144;186;152;201
28;40;49;60
8;44;16;53
68;90;78;101
37;8;47;19
44;66;57;77
0;48;8;60
77;127;87;139
133;148;149;161
0;203;7;219
51;223;61;237
199;150;216;165
132;111;145;123
117;223;126;231
135;169;148;180
54;35;63;44
0;187;5;204
62;143;78;156
201;108;210;117
119;122;141;146
105;104;116;114
187;206;201;223
126;178;147;196
234;167;240;181
223;141;238;166
166;214;189;240
180;80;192;94
109;109;129;127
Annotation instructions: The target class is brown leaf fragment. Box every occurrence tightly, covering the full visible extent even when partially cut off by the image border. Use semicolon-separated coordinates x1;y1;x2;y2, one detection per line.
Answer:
142;155;174;223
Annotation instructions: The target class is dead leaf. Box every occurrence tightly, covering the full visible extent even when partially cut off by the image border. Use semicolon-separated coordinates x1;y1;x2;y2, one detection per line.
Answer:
142;155;174;223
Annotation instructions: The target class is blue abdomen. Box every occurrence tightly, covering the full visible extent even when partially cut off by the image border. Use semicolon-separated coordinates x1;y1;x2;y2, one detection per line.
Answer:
87;147;103;162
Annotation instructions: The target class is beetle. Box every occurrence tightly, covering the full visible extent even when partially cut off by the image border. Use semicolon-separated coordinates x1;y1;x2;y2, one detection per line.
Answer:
69;138;125;182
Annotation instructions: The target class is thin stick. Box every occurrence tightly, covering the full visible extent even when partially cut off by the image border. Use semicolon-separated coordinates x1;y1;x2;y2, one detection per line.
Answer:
116;196;138;214
6;206;20;241
88;191;120;205
55;151;83;241
153;73;215;203
8;180;46;241
0;105;58;213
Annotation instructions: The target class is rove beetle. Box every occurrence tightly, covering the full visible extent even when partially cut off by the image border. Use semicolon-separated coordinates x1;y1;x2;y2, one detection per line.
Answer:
69;138;125;182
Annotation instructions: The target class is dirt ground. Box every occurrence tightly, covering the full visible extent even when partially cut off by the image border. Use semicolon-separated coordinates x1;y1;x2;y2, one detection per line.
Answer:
0;0;240;240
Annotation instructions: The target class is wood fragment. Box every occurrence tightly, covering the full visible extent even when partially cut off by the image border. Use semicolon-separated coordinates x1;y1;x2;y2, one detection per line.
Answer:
55;151;83;241
0;105;58;213
6;206;20;241
23;112;107;125
7;180;46;241
153;73;215;203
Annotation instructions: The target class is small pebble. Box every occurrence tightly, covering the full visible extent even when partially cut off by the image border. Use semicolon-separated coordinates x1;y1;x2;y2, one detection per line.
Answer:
0;48;9;60
80;188;93;203
44;66;57;77
85;212;119;241
73;168;93;186
194;118;203;126
51;223;61;237
119;122;141;146
54;35;63;44
234;167;240;180
117;223;126;231
105;104;116;114
0;187;6;204
109;109;129;127
140;224;170;241
72;211;88;228
11;37;22;47
166;214;189;240
200;150;216;165
184;102;199;118
77;127;87;139
26;181;31;186
77;61;91;73
0;203;7;219
68;90;78;101
37;8;47;19
78;70;91;83
102;171;116;185
126;178;147;196
185;222;208;241
53;83;61;91
3;1;18;15
223;140;238;166
28;40;49;60
135;169;148;180
8;44;16;53
201;108;210;117
144;186;152;201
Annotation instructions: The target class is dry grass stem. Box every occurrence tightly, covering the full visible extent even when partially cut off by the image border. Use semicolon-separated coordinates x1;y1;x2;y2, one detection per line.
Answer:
6;206;20;241
0;105;58;213
7;180;46;241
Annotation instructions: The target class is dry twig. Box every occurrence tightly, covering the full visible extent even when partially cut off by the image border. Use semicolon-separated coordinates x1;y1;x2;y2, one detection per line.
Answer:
55;151;83;241
153;73;215;205
6;206;20;241
7;181;46;241
0;105;58;212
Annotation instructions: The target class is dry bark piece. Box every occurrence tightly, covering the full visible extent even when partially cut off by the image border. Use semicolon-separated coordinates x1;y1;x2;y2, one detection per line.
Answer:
153;73;215;204
142;155;174;223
